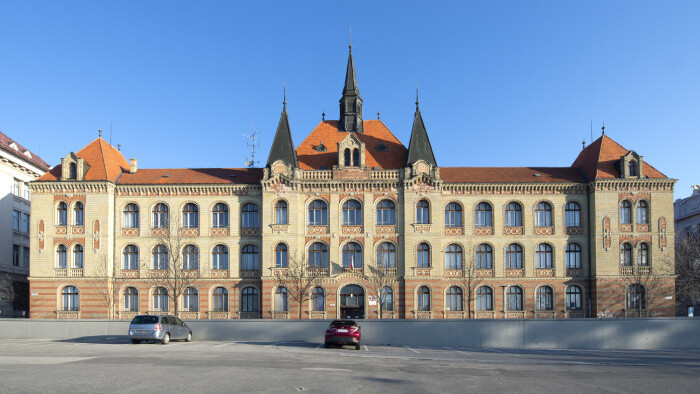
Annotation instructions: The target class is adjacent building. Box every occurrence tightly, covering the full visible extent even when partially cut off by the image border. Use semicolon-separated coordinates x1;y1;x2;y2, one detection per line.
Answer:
675;186;700;238
0;131;49;317
28;46;676;320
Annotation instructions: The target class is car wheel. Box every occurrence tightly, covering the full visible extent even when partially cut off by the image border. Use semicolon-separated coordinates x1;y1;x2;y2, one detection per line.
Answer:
185;332;192;342
355;344;361;350
131;339;141;344
161;333;170;345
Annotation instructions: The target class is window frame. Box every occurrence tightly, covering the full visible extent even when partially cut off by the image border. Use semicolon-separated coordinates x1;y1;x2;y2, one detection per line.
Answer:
376;199;396;226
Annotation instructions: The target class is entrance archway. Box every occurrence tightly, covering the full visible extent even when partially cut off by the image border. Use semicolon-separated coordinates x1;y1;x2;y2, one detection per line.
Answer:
339;284;364;319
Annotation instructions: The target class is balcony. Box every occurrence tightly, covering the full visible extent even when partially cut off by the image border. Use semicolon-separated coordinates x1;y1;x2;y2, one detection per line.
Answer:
306;267;330;277
342;267;363;275
55;226;67;235
503;226;523;235
379;268;397;276
146;310;170;315
638;266;652;275
619;266;633;275
54;268;83;277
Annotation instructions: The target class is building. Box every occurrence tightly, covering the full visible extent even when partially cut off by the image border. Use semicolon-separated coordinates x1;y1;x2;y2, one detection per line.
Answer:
0;131;49;317
28;46;676;320
675;186;700;238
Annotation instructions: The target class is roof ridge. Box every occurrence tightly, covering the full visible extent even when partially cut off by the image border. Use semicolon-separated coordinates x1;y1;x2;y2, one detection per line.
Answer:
97;138;109;179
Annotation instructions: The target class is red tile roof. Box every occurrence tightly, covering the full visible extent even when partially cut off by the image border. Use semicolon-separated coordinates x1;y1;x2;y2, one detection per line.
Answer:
441;167;585;184
0;131;50;171
572;135;666;180
118;168;263;185
296;120;407;170
38;138;130;182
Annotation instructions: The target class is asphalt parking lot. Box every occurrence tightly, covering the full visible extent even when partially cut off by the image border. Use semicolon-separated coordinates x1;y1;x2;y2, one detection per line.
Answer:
0;337;699;393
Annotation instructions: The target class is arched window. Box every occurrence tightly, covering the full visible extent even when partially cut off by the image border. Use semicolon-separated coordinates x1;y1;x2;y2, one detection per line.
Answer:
183;287;198;312
182;245;199;270
241;203;259;228
152;203;169;229
417;286;431;311
474;202;492;227
416;200;430;224
153;287;168;311
153;245;168;270
506;244;523;269
241;287;259;312
275;243;288;268
446;286;463;311
416;243;430;268
123;203;139;229
212;287;229;312
123;245;139;270
183;203;199;228
445;244;463;269
344;148;351;166
476;244;493;269
627;284;646;310
376;200;396;225
445;202;462;228
61;286;79;311
381;286;393;311
505;202;522;227
57;202;68;226
566;286;582;311
308;243;328;268
241;245;259;270
637;201;648;224
565;202;581;227
638;243;649;266
535;202;552;227
308;200;328;226
506;286;523;311
124;287;139;312
342;242;363;269
275;201;288;225
69;162;77;179
73;202;84;226
477;286;493;311
352;148;360;166
565;243;582;269
620;243;633;266
536;286;553;310
535;244;553;269
342;200;362;225
628;160;637;177
312;287;325;311
212;244;229;270
56;244;67;268
275;287;288;312
376;242;396;269
73;245;84;269
212;203;229;228
619;201;632;224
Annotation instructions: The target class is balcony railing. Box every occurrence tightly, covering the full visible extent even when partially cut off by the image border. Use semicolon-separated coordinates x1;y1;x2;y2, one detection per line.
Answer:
534;310;555;319
54;268;83;277
342;267;363;275
306;267;330;277
55;310;80;319
413;311;432;319
474;311;495;319
207;311;231;319
117;311;139;320
504;311;526;319
240;269;260;278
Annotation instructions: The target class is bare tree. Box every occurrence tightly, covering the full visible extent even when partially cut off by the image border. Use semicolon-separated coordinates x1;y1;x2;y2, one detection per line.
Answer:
274;253;322;319
363;257;397;319
460;243;483;319
0;273;17;317
86;254;120;319
141;217;199;315
675;233;700;313
620;257;674;317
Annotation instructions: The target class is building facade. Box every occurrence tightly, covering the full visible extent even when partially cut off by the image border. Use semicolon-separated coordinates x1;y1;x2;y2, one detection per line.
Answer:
29;47;676;319
675;186;700;238
0;132;49;317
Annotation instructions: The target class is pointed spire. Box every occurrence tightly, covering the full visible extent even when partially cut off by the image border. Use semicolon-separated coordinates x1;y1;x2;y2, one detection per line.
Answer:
339;42;363;132
266;89;298;169
406;96;437;167
343;44;360;95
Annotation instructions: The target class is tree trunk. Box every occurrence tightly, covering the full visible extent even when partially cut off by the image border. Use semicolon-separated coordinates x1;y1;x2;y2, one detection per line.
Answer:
298;300;303;320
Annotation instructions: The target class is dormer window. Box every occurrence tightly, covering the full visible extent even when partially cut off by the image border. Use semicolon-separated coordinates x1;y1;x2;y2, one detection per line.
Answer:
619;150;643;178
352;149;359;166
69;163;77;179
376;143;388;152
337;133;365;169
314;142;326;152
628;161;637;177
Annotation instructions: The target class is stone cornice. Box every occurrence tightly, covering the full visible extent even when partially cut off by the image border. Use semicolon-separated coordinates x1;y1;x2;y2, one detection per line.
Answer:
593;178;676;192
115;183;261;197
442;182;588;195
29;181;114;194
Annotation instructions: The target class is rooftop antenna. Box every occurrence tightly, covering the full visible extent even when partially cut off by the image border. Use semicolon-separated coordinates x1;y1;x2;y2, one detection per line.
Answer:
582;139;586;150
601;122;606;136
322;110;325;121
349;26;352;50
117;144;121;151
416;84;420;110
377;111;381;120
98;129;102;138
243;127;261;168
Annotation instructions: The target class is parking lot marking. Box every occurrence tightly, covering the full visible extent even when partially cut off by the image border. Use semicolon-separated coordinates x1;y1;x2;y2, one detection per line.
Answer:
364;345;369;352
444;346;467;355
316;344;323;349
403;346;419;354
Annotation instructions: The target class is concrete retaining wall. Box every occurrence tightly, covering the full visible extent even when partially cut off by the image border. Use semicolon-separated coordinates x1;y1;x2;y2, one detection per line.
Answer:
1;318;699;349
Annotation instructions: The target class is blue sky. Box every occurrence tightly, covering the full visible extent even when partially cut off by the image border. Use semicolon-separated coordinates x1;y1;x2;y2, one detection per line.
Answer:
1;1;698;199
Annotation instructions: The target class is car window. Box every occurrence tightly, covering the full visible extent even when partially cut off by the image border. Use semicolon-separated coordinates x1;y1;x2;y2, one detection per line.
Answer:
330;320;357;327
176;318;184;326
131;316;159;325
162;317;172;325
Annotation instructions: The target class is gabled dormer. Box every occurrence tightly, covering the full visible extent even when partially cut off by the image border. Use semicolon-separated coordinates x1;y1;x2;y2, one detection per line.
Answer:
61;152;89;181
337;132;365;168
619;150;644;179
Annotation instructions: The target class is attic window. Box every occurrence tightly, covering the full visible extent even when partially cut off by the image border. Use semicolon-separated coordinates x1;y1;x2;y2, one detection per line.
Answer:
23;150;32;159
229;174;237;178
320;166;328;170
376;143;388;152
314;142;327;152
9;142;18;151
533;174;542;177
162;174;170;178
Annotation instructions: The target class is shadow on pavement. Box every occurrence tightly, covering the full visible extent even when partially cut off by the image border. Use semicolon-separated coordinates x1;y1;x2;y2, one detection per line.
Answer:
57;335;131;344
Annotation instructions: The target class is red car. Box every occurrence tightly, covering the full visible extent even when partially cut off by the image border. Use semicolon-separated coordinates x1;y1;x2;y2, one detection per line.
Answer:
324;320;361;350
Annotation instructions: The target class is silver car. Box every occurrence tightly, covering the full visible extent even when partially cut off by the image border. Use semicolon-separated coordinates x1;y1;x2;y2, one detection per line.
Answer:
128;315;193;344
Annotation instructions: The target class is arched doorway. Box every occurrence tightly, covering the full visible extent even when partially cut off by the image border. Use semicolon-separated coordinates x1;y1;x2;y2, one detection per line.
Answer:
339;284;364;319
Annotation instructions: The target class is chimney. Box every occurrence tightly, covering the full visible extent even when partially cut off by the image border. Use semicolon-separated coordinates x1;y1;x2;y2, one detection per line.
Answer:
129;159;137;174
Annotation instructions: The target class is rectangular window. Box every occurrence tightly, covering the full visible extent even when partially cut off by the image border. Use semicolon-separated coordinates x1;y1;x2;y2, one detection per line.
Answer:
12;179;21;197
23;246;30;266
22;183;31;200
12;245;21;266
12;210;21;231
21;213;30;234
